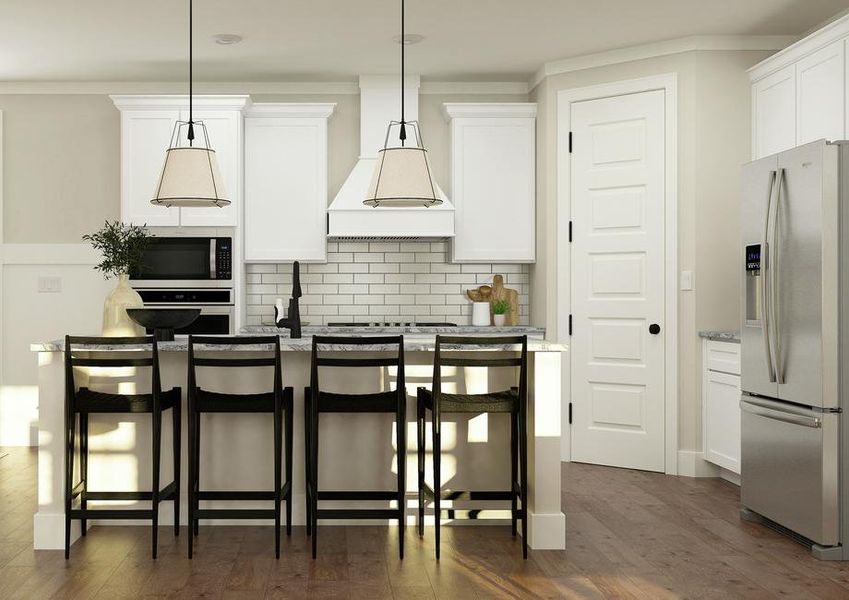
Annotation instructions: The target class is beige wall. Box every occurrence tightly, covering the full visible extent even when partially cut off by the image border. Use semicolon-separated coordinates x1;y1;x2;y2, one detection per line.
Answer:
0;95;120;242
531;49;770;455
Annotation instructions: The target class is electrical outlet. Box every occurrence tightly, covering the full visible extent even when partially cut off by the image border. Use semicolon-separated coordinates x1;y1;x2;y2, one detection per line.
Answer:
37;276;62;293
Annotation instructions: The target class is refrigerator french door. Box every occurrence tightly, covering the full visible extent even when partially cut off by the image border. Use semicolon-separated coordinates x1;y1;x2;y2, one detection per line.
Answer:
740;139;844;552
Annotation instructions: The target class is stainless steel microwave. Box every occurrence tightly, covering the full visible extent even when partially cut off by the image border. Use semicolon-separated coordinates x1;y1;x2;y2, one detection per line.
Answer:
130;237;232;284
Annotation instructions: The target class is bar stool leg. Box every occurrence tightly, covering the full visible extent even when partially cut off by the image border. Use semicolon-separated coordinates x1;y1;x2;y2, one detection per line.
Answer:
396;401;406;560
304;388;312;537
80;413;88;537
432;411;441;561
310;406;319;559
187;399;195;559
519;404;528;559
173;403;181;537
416;390;425;537
193;410;201;537
64;412;76;560
151;407;162;559
273;396;282;559
284;392;294;537
510;409;518;537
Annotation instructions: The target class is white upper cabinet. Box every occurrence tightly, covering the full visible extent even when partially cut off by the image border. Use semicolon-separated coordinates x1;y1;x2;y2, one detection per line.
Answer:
111;95;249;227
243;104;335;263
444;103;537;263
750;14;849;159
796;41;845;146
752;65;796;159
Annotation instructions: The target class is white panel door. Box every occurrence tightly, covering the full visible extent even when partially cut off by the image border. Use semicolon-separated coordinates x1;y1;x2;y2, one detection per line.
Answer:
570;90;666;472
796;40;845;146
178;110;240;227
244;117;328;262
121;110;180;226
752;65;797;159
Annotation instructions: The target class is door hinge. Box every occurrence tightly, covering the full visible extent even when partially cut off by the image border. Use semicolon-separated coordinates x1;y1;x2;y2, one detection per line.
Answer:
568;402;573;425
568;131;573;153
568;314;573;336
568;220;573;242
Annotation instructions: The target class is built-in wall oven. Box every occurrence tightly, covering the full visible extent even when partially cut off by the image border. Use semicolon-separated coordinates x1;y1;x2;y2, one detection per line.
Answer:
135;288;234;336
130;236;232;286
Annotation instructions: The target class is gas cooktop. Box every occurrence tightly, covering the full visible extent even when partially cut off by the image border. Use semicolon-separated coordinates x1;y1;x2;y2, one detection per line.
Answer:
326;322;457;327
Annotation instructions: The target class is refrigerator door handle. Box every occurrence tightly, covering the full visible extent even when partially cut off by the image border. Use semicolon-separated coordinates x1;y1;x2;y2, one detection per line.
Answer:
740;398;822;428
761;170;777;383
770;168;784;384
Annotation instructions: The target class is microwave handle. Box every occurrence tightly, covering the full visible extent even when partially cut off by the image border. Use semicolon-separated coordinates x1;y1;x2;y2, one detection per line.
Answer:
210;239;217;279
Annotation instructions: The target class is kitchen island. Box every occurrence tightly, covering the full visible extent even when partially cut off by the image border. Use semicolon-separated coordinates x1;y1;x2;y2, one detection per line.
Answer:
31;327;566;552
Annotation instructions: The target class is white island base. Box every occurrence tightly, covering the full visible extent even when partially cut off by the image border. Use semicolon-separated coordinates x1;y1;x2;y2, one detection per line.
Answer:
32;337;566;552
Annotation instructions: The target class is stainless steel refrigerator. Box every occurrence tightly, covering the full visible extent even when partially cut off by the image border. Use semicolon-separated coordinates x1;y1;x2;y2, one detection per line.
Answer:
740;138;849;559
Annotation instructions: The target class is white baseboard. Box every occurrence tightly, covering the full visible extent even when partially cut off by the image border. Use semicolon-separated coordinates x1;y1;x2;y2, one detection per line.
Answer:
677;450;721;478
34;513;79;550
719;467;741;486
527;511;566;549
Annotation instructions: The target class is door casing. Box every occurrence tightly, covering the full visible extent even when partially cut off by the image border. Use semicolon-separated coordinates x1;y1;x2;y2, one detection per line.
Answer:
556;74;679;474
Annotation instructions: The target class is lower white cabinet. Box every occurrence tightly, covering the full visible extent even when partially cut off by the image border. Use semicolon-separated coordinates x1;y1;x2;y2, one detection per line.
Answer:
702;339;741;474
243;104;335;263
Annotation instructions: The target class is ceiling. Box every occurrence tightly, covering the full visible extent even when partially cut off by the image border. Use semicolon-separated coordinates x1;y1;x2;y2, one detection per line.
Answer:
0;0;845;82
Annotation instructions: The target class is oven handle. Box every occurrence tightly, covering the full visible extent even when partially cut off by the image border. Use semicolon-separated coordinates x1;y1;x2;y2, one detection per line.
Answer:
210;239;217;280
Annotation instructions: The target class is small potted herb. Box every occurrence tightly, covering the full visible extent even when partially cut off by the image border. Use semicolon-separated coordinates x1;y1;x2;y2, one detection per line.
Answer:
83;220;151;336
492;299;510;327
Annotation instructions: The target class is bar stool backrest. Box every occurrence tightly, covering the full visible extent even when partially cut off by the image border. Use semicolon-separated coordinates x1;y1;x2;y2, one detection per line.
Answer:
310;335;406;399
432;335;528;409
65;335;162;404
188;335;282;396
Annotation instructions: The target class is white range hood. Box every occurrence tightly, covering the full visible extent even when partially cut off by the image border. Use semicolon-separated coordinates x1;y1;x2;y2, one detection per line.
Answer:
327;75;455;239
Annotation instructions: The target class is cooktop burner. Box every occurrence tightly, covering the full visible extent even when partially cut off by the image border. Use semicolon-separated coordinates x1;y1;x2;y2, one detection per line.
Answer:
327;322;457;327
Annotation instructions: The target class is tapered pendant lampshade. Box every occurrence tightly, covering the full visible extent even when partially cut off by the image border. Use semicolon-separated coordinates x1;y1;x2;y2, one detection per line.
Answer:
364;0;442;208
365;129;442;207
152;122;229;208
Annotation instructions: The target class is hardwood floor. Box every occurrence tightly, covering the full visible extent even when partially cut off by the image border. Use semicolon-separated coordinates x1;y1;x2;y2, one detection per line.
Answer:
2;446;849;599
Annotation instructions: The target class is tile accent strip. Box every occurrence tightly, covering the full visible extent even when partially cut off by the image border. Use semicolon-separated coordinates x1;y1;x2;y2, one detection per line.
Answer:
245;242;530;326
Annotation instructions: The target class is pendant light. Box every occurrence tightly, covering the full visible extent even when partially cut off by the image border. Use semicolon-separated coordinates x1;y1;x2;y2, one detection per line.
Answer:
364;0;442;208
152;0;229;208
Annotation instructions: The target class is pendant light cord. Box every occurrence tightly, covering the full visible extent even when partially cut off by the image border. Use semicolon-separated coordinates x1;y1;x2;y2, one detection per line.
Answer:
188;0;194;146
399;0;406;146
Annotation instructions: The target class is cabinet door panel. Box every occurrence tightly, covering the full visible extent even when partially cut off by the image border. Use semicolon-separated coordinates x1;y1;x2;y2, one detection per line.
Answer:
704;369;742;474
178;110;240;227
796;40;845;146
121;110;180;226
244;117;327;262
753;65;796;159
451;117;535;262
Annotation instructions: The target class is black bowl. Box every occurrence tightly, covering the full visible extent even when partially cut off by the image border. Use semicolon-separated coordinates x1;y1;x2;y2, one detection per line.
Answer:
126;308;201;341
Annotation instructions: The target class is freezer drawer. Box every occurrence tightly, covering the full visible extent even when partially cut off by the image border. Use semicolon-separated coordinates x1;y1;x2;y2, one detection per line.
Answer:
740;396;839;546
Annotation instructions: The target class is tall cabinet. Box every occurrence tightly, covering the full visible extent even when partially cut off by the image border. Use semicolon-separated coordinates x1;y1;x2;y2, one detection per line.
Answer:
111;95;249;226
750;15;849;159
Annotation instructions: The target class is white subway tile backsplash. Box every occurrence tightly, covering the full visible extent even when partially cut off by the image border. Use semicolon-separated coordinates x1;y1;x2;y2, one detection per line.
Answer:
246;248;530;326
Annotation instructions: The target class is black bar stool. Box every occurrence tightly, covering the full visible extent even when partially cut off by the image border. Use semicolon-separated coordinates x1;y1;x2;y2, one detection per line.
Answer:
305;335;406;559
417;335;529;559
187;335;293;559
64;335;181;559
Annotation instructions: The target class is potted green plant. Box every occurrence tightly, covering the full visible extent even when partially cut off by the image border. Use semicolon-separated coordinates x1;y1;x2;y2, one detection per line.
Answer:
492;299;510;327
83;221;151;336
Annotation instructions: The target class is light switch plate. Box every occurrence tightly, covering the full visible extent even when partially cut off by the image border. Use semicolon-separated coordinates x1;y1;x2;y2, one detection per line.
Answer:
679;270;694;291
37;276;62;293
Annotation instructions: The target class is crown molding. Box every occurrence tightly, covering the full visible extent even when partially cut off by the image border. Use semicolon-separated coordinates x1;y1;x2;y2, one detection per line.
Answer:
748;12;849;81
420;81;529;95
244;102;337;119
442;102;537;121
110;94;251;111
530;34;798;89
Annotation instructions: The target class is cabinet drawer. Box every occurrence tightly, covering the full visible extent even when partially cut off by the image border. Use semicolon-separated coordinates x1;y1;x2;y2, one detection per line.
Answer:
706;340;740;375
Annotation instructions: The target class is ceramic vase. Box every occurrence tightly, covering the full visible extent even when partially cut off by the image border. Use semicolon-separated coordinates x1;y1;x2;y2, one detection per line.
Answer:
472;302;491;326
102;273;144;336
493;314;506;327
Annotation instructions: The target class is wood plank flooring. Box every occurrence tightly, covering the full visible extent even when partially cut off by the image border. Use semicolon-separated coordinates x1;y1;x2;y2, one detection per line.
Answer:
2;446;849;598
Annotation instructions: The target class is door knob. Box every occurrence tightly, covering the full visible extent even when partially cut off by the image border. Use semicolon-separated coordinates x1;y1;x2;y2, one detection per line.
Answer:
649;323;661;335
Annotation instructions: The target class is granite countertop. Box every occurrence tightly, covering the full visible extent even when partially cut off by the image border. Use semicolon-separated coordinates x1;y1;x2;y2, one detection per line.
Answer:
699;330;741;343
32;327;565;353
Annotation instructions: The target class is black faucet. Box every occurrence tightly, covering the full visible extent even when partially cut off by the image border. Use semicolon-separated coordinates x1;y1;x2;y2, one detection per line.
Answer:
275;261;302;338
